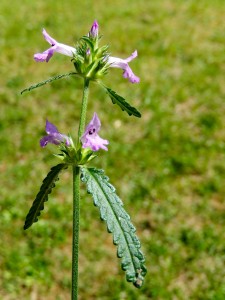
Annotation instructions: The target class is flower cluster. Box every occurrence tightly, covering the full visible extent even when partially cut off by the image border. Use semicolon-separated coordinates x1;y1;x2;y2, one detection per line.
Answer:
41;113;108;163
34;21;139;83
36;21;139;164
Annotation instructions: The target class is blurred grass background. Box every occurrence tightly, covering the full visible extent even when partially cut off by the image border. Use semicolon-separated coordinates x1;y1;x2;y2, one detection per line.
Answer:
1;0;225;299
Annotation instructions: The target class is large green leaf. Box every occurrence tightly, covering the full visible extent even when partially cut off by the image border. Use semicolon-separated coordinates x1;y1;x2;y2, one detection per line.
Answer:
81;167;147;288
21;72;77;94
104;87;141;118
24;164;67;230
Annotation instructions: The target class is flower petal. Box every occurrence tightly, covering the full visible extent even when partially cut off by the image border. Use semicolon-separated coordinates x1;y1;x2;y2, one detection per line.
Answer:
87;112;101;132
40;135;60;147
82;135;109;151
46;120;59;135
122;65;140;83
54;43;76;57
108;51;140;83
34;52;49;62
124;50;138;63
42;28;57;46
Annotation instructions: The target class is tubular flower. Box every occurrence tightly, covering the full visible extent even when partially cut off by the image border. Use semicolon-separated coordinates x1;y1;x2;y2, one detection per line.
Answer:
40;120;71;147
108;50;140;83
34;29;76;62
81;113;109;151
89;20;99;39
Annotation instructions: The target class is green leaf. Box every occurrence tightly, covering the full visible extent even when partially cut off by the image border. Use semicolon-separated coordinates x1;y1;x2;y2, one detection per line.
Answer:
81;167;147;288
24;164;67;230
104;87;141;118
21;72;77;94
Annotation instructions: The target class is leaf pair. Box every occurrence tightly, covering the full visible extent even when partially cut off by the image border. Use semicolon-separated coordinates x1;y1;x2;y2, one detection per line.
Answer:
24;165;146;287
21;74;141;118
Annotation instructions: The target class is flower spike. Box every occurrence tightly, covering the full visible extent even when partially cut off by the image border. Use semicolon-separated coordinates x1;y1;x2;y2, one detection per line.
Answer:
108;50;140;83
34;29;76;62
81;113;109;151
40;120;71;147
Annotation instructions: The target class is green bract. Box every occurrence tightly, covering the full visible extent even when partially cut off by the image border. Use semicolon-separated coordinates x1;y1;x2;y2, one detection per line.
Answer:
54;142;97;166
72;36;109;80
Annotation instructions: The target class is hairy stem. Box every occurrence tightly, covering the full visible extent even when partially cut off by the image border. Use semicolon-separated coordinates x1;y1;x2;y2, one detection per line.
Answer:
72;78;90;299
78;78;90;139
72;165;80;300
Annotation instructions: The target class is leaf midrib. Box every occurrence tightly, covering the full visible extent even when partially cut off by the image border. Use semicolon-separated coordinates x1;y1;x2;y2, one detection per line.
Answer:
85;168;137;275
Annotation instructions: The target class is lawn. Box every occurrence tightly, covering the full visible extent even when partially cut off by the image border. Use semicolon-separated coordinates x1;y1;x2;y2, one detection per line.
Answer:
0;0;225;299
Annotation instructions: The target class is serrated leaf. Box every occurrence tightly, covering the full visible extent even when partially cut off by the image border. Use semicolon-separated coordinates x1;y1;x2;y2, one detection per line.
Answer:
24;164;67;230
104;87;141;118
81;167;147;288
21;72;77;94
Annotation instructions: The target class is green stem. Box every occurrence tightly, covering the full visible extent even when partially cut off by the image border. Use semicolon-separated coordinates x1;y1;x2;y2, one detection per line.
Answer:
78;78;90;139
72;165;80;300
72;78;90;299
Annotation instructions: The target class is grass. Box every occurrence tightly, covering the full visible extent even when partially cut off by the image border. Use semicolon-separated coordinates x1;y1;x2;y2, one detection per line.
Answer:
1;0;225;299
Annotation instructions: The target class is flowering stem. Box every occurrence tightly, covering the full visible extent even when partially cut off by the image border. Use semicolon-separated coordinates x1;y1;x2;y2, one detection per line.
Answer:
78;78;90;139
72;165;80;300
71;78;90;300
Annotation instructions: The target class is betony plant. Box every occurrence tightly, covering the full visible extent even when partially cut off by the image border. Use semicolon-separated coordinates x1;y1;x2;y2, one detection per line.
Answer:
22;20;147;299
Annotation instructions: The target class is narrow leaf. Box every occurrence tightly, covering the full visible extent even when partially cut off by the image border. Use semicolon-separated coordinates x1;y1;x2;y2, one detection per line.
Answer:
105;87;141;118
21;72;77;94
24;164;67;230
81;167;147;288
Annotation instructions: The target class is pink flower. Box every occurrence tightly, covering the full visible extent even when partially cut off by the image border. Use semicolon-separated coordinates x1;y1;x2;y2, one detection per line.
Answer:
108;50;140;83
34;29;76;62
89;20;99;38
81;113;109;151
40;120;70;147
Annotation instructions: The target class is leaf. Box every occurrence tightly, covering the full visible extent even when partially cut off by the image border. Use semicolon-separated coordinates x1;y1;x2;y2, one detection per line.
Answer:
81;167;147;288
21;72;77;94
104;87;141;118
24;164;67;230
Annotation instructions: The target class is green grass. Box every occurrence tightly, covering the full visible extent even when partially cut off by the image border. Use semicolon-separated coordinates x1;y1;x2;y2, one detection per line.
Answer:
1;0;225;299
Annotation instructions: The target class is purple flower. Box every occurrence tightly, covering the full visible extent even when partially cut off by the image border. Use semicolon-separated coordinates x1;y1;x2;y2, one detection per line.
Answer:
89;20;99;38
34;29;76;62
108;50;140;83
81;113;109;151
40;120;70;147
